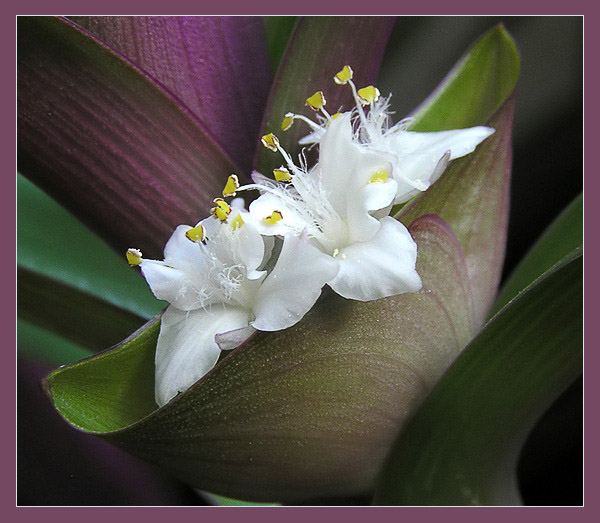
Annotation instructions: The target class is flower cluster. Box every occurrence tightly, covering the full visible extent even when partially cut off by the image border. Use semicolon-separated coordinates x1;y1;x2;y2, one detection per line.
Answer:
128;65;494;407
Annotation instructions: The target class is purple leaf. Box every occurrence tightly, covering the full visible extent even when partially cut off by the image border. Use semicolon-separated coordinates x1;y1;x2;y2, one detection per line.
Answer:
254;16;396;174
70;16;272;173
18;17;239;258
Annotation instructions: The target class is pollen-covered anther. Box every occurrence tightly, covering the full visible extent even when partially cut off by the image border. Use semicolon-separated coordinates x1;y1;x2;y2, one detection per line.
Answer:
263;210;283;225
273;166;292;182
230;212;244;231
211;198;231;222
369;168;389;184
357;85;381;105
261;133;280;152
334;65;353;85
185;224;206;243
222;174;239;197
305;91;326;112
126;248;143;266
281;113;295;131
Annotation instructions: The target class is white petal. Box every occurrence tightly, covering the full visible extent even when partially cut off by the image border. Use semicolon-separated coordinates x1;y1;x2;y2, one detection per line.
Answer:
251;233;339;331
140;260;204;311
215;325;256;351
234;212;266;277
155;305;250;406
393;151;450;204
247;193;307;236
388;126;494;203
163;224;201;266
329;216;422;301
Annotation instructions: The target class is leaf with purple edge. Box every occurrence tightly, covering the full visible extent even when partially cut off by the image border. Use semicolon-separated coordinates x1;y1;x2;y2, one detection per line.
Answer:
254;16;396;174
44;213;475;502
18;16;240;259
70;16;272;173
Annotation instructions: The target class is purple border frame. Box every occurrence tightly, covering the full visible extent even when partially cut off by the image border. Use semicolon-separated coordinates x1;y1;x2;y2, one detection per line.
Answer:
9;1;591;520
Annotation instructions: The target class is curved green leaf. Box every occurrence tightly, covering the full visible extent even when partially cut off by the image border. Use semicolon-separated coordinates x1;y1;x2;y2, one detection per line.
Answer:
409;24;520;131
492;194;582;314
374;254;582;506
45;214;475;502
17;173;162;319
254;16;396;174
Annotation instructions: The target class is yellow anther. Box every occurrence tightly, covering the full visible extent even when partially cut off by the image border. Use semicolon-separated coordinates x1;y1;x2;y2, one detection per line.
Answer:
222;174;239;197
357;85;380;105
126;248;143;266
305;90;326;111
261;133;280;152
369;169;389;184
281;113;295;131
211;198;231;222
230;212;245;231
185;224;206;242
332;248;340;258
263;210;283;225
334;65;353;85
331;112;342;119
273;167;292;182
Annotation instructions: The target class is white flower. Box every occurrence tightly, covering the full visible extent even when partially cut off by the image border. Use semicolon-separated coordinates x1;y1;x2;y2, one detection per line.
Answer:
132;208;338;406
242;112;422;302
295;65;495;205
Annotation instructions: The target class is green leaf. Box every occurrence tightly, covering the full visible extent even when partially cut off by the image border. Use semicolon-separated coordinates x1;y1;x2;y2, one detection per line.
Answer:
254;16;396;174
374;254;582;506
18;319;92;367
400;96;515;326
45;214;476;502
17;173;163;319
492;194;582;314
263;17;297;73
409;24;520;131
18;266;146;352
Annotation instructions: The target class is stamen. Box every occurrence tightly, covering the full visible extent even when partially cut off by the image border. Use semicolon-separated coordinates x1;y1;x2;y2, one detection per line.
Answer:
126;248;143;266
185;224;206;242
261;133;280;152
334;65;353;85
230;213;244;231
273;166;292;182
357;85;381;106
369;169;389;184
211;198;231;222
222;174;239;197
305;91;326;112
281;113;295;131
263;210;283;225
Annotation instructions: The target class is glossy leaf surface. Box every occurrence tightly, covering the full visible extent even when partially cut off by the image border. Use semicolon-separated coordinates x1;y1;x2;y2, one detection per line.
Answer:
409;24;520;131
17;174;162;319
45;214;475;502
18;16;238;259
374;254;582;505
492;193;582;313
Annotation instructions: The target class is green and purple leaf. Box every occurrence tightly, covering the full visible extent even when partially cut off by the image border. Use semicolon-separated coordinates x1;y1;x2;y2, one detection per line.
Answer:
70;16;272;173
44;214;474;502
18;17;239;259
374;253;582;505
254;16;396;174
